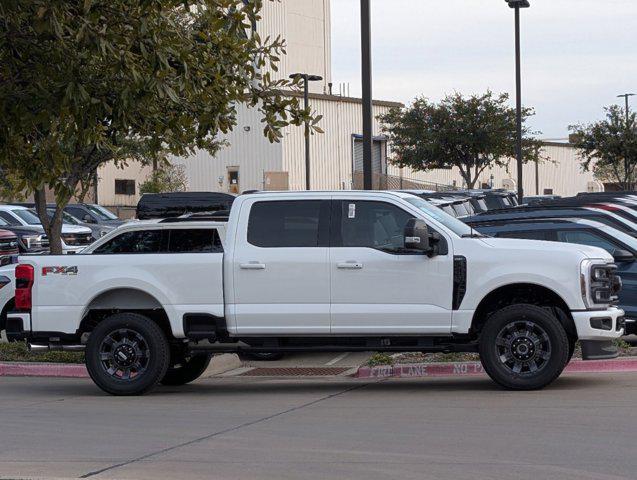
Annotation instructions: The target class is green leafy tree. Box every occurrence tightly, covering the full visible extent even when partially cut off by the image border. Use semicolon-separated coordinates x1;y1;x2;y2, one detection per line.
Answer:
0;0;316;253
569;105;637;190
140;164;189;194
379;91;542;189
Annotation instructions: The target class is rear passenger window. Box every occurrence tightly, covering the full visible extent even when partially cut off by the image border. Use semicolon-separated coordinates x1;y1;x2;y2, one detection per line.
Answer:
248;201;322;247
168;229;222;253
93;230;163;254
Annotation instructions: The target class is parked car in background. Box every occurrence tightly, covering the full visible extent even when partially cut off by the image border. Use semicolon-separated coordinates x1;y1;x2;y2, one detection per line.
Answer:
465;206;637;235
17;203;119;240
0;217;48;254
474;218;637;335
401;191;476;219
0;264;14;337
64;203;124;228
0;205;93;253
459;189;518;211
0;229;19;266
523;195;562;204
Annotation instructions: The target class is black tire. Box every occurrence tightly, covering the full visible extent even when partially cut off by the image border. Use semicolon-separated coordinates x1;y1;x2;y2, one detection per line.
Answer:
240;352;285;361
85;313;170;396
160;354;212;386
479;304;570;390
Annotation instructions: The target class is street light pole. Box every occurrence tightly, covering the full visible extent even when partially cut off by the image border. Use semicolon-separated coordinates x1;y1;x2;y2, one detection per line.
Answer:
506;0;530;203
617;93;635;125
360;0;373;190
290;73;323;190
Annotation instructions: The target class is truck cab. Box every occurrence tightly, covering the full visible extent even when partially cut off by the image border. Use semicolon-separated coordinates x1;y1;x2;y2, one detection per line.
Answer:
7;192;625;395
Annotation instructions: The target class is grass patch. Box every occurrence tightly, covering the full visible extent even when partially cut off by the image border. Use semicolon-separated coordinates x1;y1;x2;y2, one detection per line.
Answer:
0;341;84;364
367;352;394;367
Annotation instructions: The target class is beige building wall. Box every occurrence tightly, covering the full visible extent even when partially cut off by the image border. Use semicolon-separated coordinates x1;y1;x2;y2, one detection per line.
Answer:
97;160;152;209
259;0;332;93
389;143;600;197
169;103;284;194
283;94;399;190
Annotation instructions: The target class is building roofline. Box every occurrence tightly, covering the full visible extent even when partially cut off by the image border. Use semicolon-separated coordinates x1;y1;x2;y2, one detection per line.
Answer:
286;90;403;108
541;141;573;148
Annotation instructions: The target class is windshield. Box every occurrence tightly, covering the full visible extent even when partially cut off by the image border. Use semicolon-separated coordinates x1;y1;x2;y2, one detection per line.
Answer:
46;209;81;225
87;204;118;220
404;196;473;237
15;209;42;225
452;202;469;217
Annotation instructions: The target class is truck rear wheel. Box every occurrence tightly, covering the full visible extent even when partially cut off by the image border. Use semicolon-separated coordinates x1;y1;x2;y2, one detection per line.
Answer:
479;304;570;390
160;354;212;386
85;313;170;396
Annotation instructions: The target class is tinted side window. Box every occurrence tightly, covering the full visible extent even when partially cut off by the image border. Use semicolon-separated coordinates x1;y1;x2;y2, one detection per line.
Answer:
248;201;322;248
556;230;622;254
67;207;89;220
0;212;20;226
93;230;164;254
168;229;222;253
336;201;412;250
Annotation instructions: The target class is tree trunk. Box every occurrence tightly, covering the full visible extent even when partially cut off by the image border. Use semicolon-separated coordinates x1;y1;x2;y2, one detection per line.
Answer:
33;188;66;255
458;168;474;189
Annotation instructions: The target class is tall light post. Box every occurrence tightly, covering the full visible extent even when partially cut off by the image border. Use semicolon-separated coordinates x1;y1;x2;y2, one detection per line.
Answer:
617;93;635;124
505;0;530;202
360;0;373;190
290;73;323;190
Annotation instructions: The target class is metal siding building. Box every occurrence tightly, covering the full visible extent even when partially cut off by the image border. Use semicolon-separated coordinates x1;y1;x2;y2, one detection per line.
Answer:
94;0;601;210
396;142;601;197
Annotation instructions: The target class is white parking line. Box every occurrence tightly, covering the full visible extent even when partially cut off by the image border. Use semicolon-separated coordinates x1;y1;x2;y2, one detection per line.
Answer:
325;352;350;366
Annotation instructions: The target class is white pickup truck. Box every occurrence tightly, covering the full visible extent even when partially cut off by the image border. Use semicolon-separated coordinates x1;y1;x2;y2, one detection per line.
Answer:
7;191;625;395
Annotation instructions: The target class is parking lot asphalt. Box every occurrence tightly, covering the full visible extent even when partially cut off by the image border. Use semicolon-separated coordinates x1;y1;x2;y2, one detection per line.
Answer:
1;371;637;480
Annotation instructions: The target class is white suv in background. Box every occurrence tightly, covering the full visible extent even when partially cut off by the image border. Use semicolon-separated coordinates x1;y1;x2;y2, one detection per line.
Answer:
0;205;94;254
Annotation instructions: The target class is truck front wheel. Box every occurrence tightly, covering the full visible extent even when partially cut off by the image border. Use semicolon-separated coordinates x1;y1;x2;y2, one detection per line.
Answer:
160;354;212;386
85;313;170;396
479;304;570;390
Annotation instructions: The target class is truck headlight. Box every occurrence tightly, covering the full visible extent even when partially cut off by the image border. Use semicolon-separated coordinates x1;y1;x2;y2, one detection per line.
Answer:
580;260;621;308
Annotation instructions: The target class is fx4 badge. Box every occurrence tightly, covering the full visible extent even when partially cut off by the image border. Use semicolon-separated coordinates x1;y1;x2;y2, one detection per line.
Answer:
42;266;78;276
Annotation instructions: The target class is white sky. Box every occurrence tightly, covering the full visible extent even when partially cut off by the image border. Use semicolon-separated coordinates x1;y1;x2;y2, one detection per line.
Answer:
331;0;637;139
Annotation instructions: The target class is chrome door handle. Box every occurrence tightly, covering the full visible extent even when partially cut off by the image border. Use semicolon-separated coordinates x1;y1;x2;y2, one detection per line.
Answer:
337;262;363;270
240;262;266;270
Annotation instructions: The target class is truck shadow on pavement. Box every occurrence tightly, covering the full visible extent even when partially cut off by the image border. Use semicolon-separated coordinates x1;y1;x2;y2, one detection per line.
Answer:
10;373;611;398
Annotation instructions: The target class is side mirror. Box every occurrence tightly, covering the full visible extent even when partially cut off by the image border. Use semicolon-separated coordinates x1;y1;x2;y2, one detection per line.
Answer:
404;219;432;255
83;214;96;224
613;249;635;263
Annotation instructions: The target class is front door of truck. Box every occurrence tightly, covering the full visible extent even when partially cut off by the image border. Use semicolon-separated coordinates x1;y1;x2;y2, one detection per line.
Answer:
232;199;331;334
329;199;453;334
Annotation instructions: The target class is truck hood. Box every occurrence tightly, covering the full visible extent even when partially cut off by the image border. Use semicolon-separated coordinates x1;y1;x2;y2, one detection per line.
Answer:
478;237;613;261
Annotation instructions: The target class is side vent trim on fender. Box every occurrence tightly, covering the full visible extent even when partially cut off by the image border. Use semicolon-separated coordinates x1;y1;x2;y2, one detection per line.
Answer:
453;256;467;310
183;313;227;341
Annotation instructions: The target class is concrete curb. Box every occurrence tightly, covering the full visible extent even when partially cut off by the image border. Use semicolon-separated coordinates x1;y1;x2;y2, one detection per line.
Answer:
0;353;244;379
4;357;637;379
0;362;88;378
355;357;637;379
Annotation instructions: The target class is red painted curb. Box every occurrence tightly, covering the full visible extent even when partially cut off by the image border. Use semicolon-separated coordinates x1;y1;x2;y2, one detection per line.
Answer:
0;362;88;378
355;357;637;379
3;357;637;380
